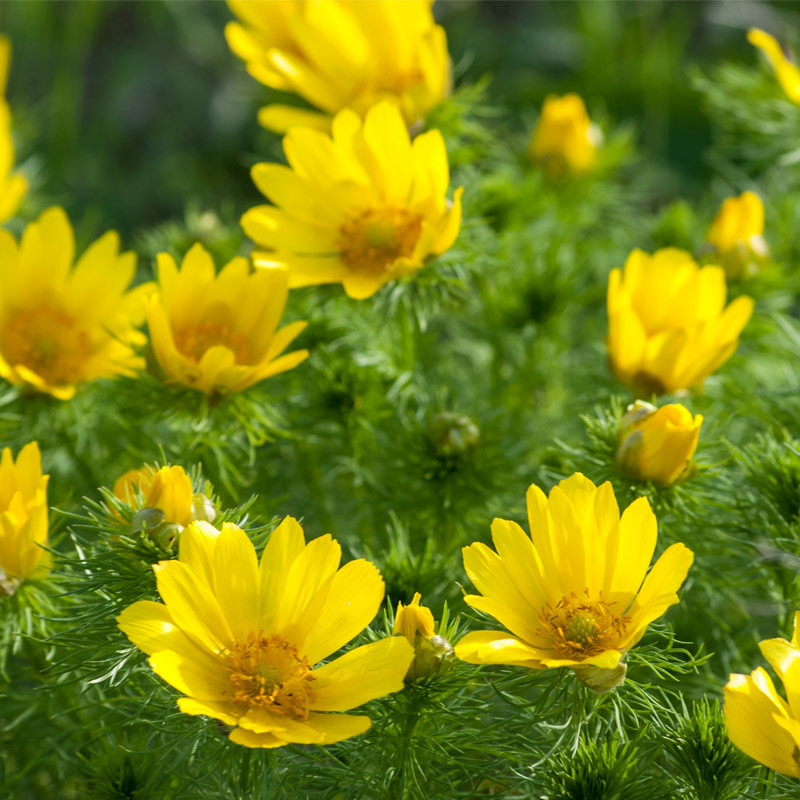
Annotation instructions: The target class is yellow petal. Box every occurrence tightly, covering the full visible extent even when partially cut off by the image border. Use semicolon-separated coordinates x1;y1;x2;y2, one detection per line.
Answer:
454;630;544;668
309;637;412;711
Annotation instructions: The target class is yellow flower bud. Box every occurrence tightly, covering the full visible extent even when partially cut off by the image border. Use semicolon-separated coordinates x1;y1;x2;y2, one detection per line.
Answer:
113;465;195;528
394;592;435;644
530;93;601;176
394;593;453;682
616;401;703;486
707;191;769;279
748;28;800;105
0;442;50;594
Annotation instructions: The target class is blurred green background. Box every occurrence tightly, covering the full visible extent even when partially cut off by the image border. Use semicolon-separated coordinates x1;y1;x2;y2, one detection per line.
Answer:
2;0;797;246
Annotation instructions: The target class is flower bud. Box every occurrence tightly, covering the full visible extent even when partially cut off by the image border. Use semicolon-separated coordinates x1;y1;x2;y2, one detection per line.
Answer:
191;493;216;524
616;401;703;487
429;412;480;456
706;191;769;280
394;593;454;682
530;93;600;176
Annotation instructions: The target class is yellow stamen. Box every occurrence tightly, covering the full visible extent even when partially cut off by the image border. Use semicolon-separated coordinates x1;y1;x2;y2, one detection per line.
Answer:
338;207;423;274
538;591;629;659
3;306;89;385
173;322;250;363
223;633;315;718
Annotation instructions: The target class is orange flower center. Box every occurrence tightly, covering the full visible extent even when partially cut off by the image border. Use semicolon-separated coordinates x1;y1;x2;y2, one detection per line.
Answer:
537;592;629;659
173;322;250;364
223;633;315;717
2;306;89;386
338;207;423;274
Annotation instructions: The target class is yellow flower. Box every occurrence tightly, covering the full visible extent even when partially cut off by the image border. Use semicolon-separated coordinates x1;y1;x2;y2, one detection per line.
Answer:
245;101;463;299
607;248;754;395
224;0;449;134
748;28;800;105
146;243;308;395
455;474;693;691
118;517;414;748
724;611;800;777
0;207;150;399
0;442;50;595
0;35;28;223
616;400;703;487
394;592;453;682
114;465;195;528
529;93;600;176
706;191;769;280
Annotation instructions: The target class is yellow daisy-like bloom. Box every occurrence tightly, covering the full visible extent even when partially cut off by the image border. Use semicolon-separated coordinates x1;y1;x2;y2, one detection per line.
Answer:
455;474;693;691
146;243;308;395
724;611;800;777
529;93;600;176
748;28;800;105
225;0;449;134
118;517;414;748
616;400;703;487
0;441;50;595
245;101;463;300
607;248;754;395
0;207;150;400
0;35;28;223
707;191;769;280
113;465;194;528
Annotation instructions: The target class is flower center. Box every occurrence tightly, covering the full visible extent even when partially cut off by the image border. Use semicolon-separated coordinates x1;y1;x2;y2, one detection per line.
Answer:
2;306;90;386
173;322;250;364
223;633;315;717
538;592;630;659
338;207;423;274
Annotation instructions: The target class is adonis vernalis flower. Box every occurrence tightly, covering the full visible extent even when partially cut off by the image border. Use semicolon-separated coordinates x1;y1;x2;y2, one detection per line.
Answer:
225;0;449;133
245;101;463;299
706;191;769;280
118;517;414;748
0;207;149;399
113;465;196;528
724;612;800;777
607;248;754;395
529;93;600;176
0;442;49;595
455;474;693;691
748;28;800;105
616;400;703;487
146;243;308;395
394;592;453;682
0;35;27;223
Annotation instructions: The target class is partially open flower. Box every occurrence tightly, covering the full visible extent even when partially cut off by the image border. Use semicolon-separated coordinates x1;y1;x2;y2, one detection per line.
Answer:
0;442;50;595
245;101;462;300
112;465;213;550
225;0;450;133
146;243;308;395
394;592;453;682
455;474;693;692
724;611;800;777
0;35;27;223
530;93;601;176
748;28;800;105
0;208;150;399
616;401;703;487
118;517;414;748
607;247;754;395
706;191;769;280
